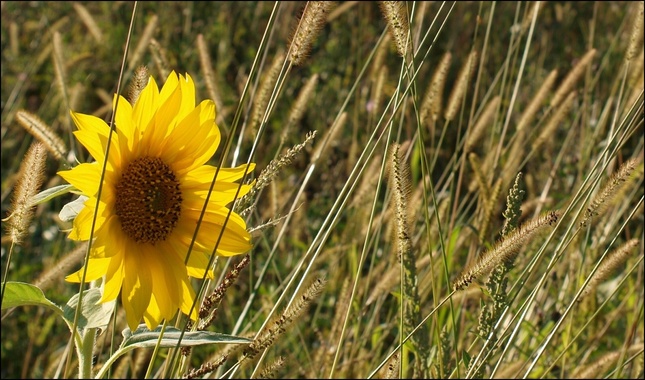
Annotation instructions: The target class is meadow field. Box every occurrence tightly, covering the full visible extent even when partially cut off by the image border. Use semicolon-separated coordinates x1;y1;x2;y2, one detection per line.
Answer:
1;1;643;378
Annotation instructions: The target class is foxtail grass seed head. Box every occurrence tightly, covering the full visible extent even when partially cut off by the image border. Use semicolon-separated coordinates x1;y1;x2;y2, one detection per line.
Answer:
149;38;170;80
387;143;413;244
198;255;251;329
453;211;560;291
184;355;228;379
478;178;503;242
371;33;391;79
256;356;286;379
501;172;525;237
72;2;103;43
311;112;345;163
238;131;317;213
34;242;87;291
15;110;67;160
468;152;490;198
288;2;336;66
572;343;645;379
578;239;640;301
379;1;411;58
283;74;319;141
384;353;400;379
581;158;639;227
245;278;326;360
532;91;577;152
371;65;388;116
421;52;452;124
465;95;501;152
551;49;596;107
197;33;225;123
250;52;285;136
52;31;68;104
516;69;558;134
128;66;149;105
445;51;478;121
128;14;158;71
5;142;47;245
626;1;644;61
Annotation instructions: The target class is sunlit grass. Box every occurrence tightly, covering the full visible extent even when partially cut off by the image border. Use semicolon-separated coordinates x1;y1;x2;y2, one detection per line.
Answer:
1;1;643;378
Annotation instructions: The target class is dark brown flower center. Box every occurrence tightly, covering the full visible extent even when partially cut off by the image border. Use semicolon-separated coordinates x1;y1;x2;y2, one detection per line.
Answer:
115;157;182;244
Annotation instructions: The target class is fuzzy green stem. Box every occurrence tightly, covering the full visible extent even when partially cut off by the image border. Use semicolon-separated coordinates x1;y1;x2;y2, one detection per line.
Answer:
78;328;97;379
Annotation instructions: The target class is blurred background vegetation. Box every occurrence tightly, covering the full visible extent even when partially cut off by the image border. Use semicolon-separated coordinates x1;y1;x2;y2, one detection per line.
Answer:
1;1;643;378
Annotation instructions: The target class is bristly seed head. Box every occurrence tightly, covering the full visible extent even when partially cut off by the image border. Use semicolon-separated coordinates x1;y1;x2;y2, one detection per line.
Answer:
115;157;182;244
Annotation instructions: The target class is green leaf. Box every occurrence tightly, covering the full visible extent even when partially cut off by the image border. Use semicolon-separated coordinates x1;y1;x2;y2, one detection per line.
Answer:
122;325;252;349
63;288;115;331
1;282;63;317
31;184;76;206
462;349;472;367
59;195;88;222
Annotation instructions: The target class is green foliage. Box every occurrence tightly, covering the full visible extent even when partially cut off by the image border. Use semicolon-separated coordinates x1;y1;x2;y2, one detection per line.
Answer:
1;1;643;379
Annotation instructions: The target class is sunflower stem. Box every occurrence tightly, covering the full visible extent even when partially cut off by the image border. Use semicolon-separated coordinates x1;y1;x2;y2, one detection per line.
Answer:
77;327;97;379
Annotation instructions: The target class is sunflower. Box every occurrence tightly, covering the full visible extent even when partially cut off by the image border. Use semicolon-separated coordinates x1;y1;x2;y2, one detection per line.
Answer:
59;71;254;331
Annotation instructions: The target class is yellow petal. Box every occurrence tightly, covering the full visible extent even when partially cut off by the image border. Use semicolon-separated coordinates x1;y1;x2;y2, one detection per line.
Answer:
143;295;163;329
183;163;256;184
113;94;138;156
183;182;254;207
122;244;152;331
58;163;102;197
163;100;220;174
166;238;214;279
158;71;179;106
179;276;198;321
65;257;109;283
70;111;109;137
133;75;159;139
177;73;196;121
69;197;108;241
92;215;123;258
143;244;181;321
174;215;252;256
181;205;250;238
100;254;124;303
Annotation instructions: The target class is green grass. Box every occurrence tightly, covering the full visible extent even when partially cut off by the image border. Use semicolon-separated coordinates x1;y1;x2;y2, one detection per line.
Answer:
1;1;643;378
